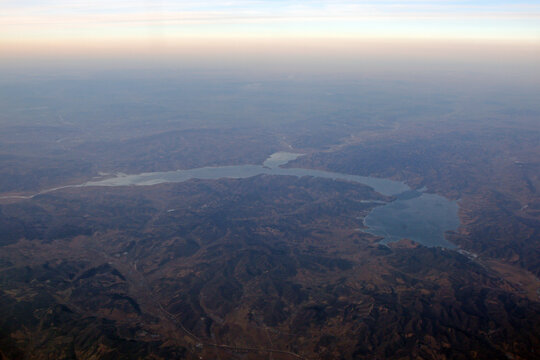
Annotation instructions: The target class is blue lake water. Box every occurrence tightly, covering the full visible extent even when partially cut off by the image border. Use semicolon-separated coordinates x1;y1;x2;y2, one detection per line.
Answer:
364;191;459;248
79;152;459;248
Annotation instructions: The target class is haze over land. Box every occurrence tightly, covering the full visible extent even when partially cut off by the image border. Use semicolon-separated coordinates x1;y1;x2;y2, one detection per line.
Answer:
1;1;540;359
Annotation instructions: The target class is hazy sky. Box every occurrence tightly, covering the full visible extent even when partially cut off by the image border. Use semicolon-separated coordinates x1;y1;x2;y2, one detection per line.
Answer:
1;1;539;67
1;1;539;128
3;0;540;41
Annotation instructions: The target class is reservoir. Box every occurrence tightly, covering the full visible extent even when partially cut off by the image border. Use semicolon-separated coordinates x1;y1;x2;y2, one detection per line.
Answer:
80;152;460;248
364;190;459;248
82;152;409;196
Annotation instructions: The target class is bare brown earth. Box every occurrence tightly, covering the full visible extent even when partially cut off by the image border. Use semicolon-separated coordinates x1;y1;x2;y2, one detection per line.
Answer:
1;174;539;359
1;112;539;359
2;68;540;359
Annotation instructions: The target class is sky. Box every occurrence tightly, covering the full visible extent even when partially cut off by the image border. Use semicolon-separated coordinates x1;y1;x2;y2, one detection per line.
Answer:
1;0;539;67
